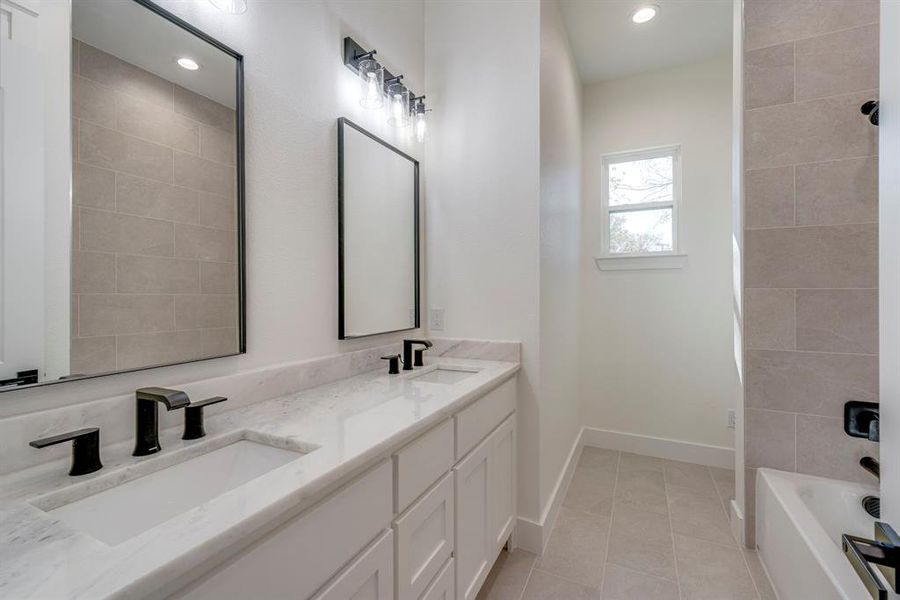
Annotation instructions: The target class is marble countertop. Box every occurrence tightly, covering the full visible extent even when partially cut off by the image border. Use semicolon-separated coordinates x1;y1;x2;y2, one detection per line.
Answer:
0;357;518;600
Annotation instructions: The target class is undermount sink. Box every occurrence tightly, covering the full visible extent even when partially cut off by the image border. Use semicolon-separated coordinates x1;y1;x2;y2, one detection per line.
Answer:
43;440;305;545
410;366;479;385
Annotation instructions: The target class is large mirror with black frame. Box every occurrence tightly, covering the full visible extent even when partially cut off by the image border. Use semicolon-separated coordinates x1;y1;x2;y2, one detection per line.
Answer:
0;0;245;392
338;118;419;339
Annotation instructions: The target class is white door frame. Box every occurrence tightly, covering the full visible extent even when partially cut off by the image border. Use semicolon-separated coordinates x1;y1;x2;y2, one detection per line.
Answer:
879;0;900;527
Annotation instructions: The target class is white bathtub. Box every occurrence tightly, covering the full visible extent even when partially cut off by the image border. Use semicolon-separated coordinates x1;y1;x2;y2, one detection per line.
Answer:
756;468;878;600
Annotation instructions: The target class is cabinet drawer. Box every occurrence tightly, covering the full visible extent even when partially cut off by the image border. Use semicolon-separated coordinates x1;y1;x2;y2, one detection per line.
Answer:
394;419;454;513
420;558;454;600
455;378;516;460
173;460;392;600
312;530;393;600
394;472;455;600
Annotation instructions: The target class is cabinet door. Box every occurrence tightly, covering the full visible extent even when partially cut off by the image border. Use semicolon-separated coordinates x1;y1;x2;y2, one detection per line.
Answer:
420;558;454;600
488;416;515;555
313;530;393;600
454;435;491;600
394;472;454;600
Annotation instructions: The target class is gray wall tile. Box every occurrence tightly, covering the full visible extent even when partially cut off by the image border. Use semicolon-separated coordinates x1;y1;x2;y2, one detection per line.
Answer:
77;41;174;109
745;409;796;470
175;223;237;262
70;336;117;375
745;42;794;110
174;151;235;197
79;121;174;182
79;294;175;336
795;24;879;101
74;163;116;210
80;208;174;256
745;166;794;229
116;173;199;223
796;414;879;483
116;330;203;370
174;85;235;133
796;289;877;353
744;0;879;51
72;251;116;293
795;157;878;226
115;255;200;294
175;294;237;330
744;289;795;350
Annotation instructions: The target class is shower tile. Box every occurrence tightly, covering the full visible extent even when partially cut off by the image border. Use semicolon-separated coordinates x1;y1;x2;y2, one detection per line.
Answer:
116;255;200;294
745;92;878;170
74;163;116;210
72;251;116;294
175;85;235;133
73;76;116;129
79;121;174;182
70;336;117;375
80;208;174;257
744;288;795;351
116;93;199;154
79;294;175;336
201;328;239;357
745;408;796;471
796;289;877;354
744;166;794;229
744;0;879;51
745;42;794;109
744;224;877;289
116;330;203;370
795;157;878;226
745;349;877;416
174;151;235;197
200;124;236;166
78;42;174;109
796;414;879;484
795;24;879;101
116;174;199;223
175;223;237;262
175;294;237;330
198;192;238;231
201;261;239;294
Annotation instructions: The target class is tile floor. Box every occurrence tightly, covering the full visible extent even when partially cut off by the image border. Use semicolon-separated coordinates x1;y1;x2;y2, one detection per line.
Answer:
477;448;777;600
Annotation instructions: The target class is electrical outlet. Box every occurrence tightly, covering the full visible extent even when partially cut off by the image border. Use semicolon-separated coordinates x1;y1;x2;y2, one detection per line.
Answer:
430;308;445;331
727;409;736;429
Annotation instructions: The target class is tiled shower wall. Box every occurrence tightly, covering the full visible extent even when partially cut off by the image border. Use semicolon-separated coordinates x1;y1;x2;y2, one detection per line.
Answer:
742;0;879;544
71;41;238;374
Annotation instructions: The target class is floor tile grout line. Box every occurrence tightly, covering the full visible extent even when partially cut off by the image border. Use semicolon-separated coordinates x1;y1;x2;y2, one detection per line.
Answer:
598;450;621;595
663;463;684;600
515;558;537;600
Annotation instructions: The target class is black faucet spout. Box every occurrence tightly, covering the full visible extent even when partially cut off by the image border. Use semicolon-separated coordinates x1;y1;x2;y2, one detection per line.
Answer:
133;387;190;456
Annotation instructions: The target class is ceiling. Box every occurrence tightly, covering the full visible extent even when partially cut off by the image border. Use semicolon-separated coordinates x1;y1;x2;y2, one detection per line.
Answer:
559;0;732;84
73;0;237;108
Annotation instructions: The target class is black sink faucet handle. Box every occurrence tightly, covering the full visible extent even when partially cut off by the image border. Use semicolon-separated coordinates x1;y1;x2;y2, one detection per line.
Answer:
183;396;228;440
381;354;402;375
30;427;103;476
402;339;433;370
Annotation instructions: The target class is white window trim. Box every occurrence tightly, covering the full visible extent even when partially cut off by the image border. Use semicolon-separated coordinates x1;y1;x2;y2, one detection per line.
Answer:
595;144;686;270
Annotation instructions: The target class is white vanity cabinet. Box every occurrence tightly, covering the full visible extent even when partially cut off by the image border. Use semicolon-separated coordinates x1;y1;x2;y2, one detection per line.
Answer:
454;415;515;600
170;376;517;600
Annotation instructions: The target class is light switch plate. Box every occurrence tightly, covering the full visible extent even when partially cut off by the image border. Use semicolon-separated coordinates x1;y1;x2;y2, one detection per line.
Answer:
430;308;445;331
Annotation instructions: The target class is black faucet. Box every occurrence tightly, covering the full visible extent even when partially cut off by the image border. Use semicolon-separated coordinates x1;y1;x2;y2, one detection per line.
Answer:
133;387;190;456
861;456;880;481
381;354;401;374
182;396;228;440
402;339;432;370
30;428;103;476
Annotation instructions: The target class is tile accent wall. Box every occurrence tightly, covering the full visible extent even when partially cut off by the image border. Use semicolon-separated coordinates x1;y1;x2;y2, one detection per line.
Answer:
742;0;880;545
71;41;239;375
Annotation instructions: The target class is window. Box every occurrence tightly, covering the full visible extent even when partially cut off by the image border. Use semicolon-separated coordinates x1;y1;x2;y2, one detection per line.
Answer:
600;146;681;261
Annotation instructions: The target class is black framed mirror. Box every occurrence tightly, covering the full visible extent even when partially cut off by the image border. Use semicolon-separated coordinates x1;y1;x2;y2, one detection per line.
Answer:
0;0;245;392
337;118;419;339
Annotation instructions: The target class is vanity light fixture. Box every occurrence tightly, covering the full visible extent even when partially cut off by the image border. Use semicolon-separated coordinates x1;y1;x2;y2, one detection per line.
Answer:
630;4;659;23
412;97;429;142
342;36;431;127
177;57;201;71
208;0;247;14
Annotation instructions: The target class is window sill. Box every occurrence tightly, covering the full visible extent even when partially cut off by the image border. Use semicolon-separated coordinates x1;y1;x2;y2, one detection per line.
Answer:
593;253;688;271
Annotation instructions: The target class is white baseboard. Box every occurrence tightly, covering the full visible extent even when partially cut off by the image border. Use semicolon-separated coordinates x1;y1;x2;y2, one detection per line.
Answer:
581;426;734;469
730;498;745;547
514;428;584;556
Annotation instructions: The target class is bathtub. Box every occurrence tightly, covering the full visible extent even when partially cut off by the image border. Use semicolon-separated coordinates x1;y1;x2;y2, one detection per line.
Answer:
756;468;878;600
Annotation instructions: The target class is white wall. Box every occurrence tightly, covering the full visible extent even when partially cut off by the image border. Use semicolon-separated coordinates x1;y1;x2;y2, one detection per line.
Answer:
538;0;582;513
0;0;425;417
424;0;542;521
579;55;737;452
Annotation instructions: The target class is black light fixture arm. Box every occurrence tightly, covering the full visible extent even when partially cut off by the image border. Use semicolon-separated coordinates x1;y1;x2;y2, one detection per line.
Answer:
343;36;428;115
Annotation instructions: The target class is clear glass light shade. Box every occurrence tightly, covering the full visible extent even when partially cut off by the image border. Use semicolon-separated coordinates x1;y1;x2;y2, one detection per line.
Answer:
209;0;247;14
387;83;410;127
414;109;427;142
358;59;385;110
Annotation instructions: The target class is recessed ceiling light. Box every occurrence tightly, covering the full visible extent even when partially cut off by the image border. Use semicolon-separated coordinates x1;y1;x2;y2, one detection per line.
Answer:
630;4;659;24
209;0;247;14
177;57;201;71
